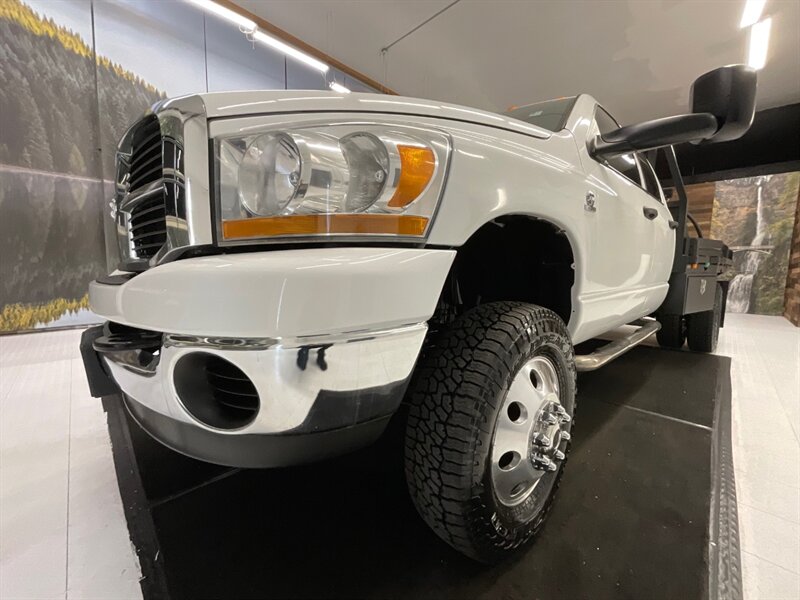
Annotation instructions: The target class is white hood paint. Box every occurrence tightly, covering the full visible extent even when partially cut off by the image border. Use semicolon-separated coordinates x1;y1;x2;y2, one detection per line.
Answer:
157;90;552;140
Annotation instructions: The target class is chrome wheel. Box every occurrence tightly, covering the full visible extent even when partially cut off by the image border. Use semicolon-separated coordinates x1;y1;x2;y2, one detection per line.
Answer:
491;355;572;507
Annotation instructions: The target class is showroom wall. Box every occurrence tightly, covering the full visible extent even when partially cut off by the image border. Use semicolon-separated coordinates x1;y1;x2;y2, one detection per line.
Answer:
0;0;377;333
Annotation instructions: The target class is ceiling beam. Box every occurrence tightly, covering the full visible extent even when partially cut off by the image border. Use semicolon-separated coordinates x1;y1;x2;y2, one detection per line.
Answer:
221;0;397;95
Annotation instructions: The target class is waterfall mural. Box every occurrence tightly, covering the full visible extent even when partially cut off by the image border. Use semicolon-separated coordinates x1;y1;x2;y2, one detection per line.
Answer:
710;172;800;315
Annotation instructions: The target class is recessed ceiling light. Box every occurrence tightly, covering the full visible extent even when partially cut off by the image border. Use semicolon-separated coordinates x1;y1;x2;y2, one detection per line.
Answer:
185;0;330;73
740;0;766;28
185;0;256;32
253;30;329;73
747;18;772;70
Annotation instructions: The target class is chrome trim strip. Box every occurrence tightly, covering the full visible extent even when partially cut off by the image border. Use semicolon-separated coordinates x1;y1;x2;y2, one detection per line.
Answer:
162;322;426;351
153;96;214;265
164;335;278;351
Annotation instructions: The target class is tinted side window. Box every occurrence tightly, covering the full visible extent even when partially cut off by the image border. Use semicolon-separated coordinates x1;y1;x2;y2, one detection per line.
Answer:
593;107;640;184
594;108;619;137
504;97;578;132
639;157;664;202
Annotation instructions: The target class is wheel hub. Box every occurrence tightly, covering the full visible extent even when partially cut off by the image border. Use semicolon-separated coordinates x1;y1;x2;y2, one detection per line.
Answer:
529;395;571;472
491;356;572;507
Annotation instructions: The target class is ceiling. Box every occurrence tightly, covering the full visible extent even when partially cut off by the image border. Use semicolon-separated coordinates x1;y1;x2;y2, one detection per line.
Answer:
238;0;800;125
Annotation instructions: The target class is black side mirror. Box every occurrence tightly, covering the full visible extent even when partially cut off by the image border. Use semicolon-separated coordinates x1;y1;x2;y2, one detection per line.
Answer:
591;64;757;158
690;64;757;144
590;113;719;157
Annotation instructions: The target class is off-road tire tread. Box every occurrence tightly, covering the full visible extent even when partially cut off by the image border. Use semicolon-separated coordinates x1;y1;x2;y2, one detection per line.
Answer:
656;314;686;349
687;283;723;353
404;301;576;563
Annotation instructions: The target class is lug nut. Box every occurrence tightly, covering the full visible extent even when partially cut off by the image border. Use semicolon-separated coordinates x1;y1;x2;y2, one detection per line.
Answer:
532;454;558;472
541;413;558;425
559;431;571;442
552;448;565;461
551;404;571;424
532;433;552;448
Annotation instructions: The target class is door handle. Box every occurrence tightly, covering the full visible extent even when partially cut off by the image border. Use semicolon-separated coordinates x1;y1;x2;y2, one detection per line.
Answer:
643;207;658;220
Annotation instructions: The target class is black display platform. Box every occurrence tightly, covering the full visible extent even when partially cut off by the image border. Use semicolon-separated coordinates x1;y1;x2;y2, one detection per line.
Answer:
103;346;741;600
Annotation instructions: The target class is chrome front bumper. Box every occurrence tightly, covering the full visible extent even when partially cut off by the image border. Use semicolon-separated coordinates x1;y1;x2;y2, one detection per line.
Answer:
84;247;455;467
106;323;426;434
86;322;425;467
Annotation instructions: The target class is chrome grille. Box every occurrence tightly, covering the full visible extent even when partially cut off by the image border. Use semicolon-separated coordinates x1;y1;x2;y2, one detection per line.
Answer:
126;116;166;260
111;100;204;273
114;111;188;270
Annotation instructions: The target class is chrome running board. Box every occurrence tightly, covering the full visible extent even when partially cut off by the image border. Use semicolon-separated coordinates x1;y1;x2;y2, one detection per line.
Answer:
575;318;661;372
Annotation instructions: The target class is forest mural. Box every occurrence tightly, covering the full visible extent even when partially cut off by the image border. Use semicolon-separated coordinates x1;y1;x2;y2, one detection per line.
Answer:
0;0;367;333
0;0;164;331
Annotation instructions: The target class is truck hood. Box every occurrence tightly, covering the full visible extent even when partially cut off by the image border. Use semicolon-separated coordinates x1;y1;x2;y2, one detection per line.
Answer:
157;90;551;140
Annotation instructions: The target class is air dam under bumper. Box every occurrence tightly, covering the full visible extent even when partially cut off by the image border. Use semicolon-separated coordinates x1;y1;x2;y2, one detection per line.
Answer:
85;247;455;467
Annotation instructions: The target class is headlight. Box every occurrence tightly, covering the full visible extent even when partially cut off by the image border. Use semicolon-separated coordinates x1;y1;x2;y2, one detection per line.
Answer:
215;123;450;243
238;132;303;216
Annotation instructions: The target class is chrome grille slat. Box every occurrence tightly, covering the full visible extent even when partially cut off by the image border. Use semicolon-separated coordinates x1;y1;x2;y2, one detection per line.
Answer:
131;229;167;242
130;141;160;167
120;181;164;211
132;241;165;251
128;203;165;221
129;152;161;181
129;130;161;161
129;164;165;191
130;215;167;230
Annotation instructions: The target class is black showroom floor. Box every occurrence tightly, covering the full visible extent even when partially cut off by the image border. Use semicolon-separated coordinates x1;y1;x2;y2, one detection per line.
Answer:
105;345;737;600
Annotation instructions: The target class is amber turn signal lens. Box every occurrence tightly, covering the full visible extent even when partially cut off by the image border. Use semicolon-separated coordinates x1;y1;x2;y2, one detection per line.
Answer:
388;145;436;208
222;214;429;239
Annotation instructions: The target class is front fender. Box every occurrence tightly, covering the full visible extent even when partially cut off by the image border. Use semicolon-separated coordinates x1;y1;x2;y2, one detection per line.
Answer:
428;128;592;336
428;128;586;249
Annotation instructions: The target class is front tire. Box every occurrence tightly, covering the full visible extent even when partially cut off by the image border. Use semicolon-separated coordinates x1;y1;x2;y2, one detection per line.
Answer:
404;302;576;563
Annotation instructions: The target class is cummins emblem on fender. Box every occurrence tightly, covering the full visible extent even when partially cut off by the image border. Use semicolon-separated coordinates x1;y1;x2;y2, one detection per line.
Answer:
584;191;596;212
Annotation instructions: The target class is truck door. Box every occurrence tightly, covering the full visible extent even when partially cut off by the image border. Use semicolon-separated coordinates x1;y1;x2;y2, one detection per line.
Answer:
577;105;674;333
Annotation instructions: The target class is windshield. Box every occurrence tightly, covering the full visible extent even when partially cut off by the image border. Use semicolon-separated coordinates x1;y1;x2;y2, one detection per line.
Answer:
503;97;577;132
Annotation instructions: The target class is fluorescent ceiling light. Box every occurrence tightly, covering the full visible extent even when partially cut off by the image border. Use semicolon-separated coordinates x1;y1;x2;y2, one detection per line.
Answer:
740;0;766;28
329;82;351;94
253;30;329;73
747;18;772;70
185;0;256;31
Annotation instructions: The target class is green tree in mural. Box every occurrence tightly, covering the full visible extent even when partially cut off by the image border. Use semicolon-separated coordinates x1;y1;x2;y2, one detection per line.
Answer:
15;81;53;170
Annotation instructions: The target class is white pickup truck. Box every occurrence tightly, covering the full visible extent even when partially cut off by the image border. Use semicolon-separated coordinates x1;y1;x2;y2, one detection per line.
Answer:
81;65;754;562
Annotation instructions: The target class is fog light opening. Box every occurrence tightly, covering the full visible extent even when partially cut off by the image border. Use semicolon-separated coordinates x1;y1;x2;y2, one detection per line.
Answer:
173;352;259;430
